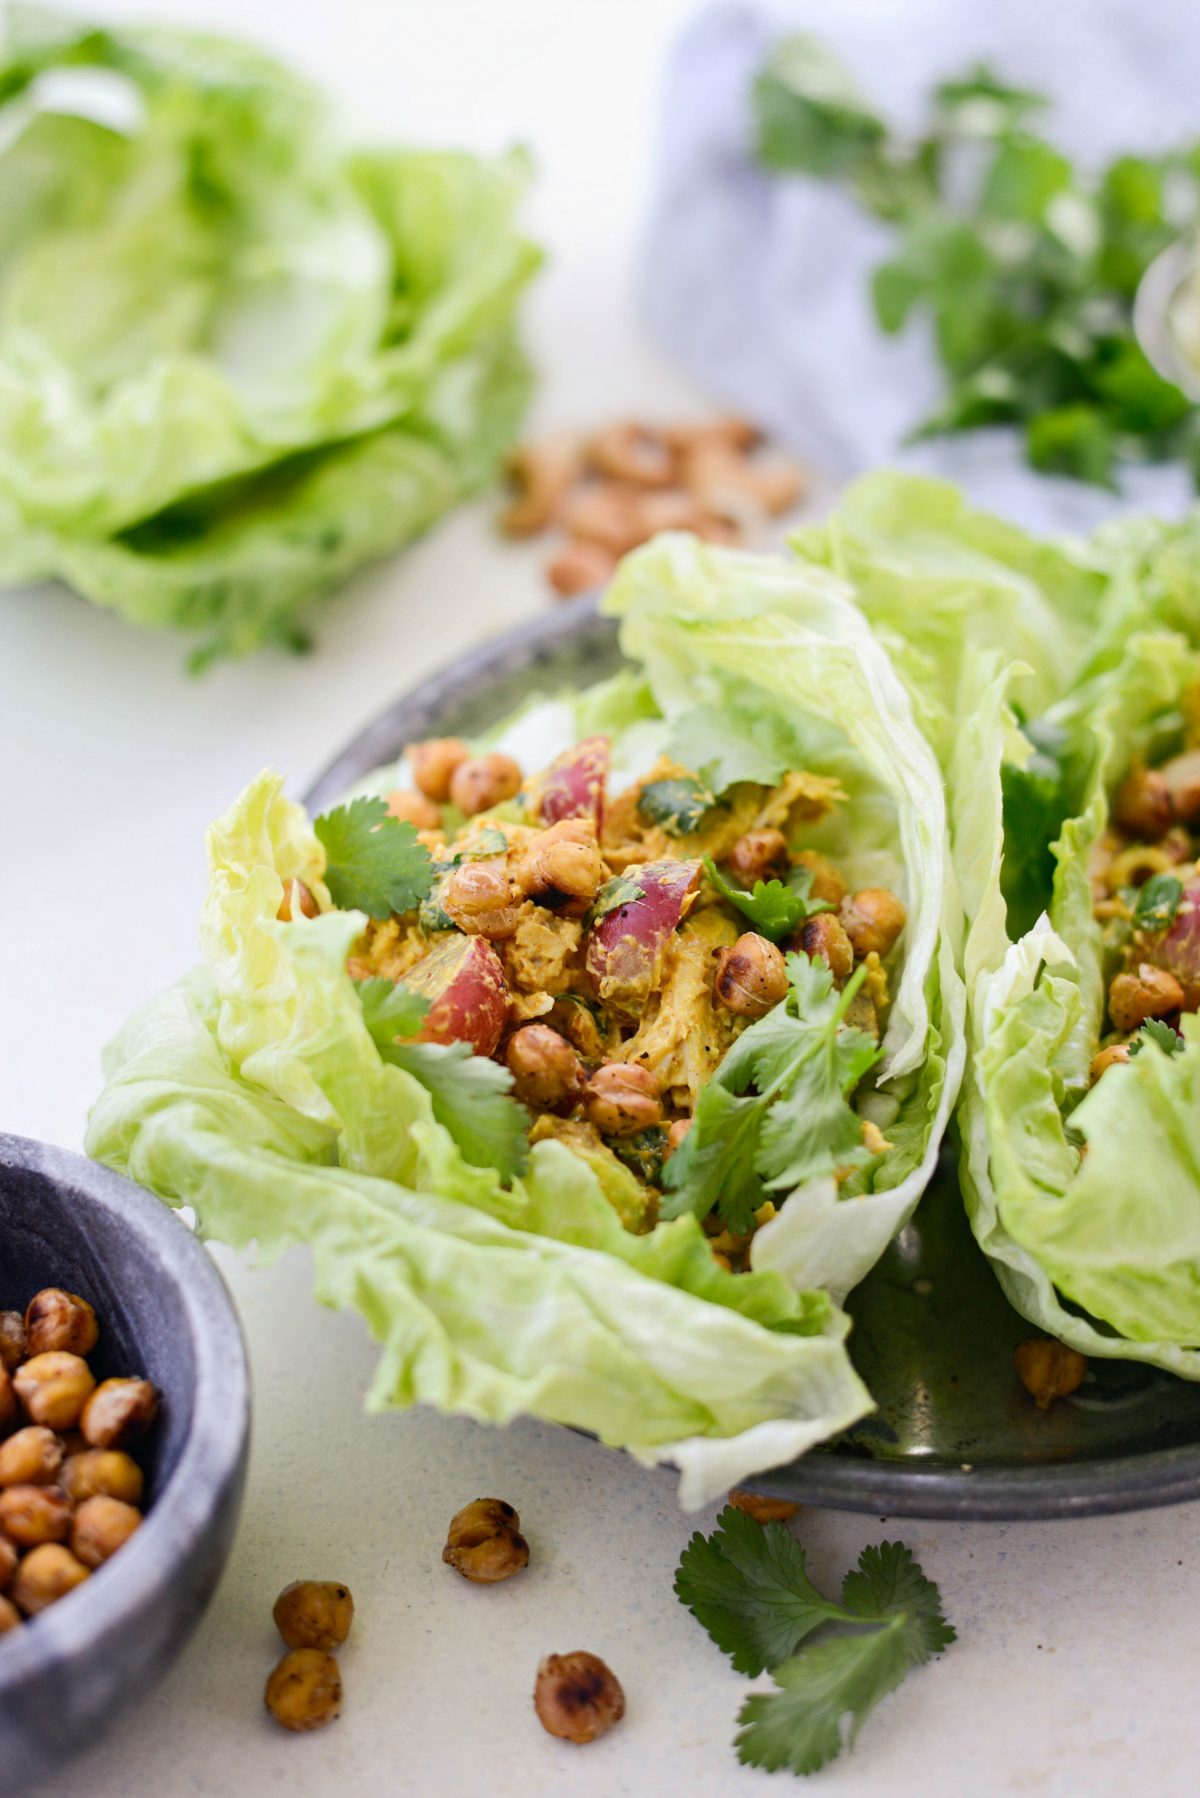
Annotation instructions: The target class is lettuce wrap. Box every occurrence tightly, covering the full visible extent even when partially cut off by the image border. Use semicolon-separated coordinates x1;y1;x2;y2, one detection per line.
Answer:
792;473;1200;1368
0;8;539;663
88;533;966;1503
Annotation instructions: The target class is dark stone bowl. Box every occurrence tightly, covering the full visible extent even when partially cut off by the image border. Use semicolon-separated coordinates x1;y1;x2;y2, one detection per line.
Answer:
0;1134;249;1793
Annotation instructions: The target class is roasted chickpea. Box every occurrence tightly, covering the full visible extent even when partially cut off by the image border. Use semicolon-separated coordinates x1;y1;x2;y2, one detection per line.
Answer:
71;1495;142;1568
60;1449;144;1508
0;1484;71;1549
276;879;318;923
727;828;789;888
0;1595;19;1633
546;538;618;598
505;1026;586;1114
0;1426;64;1488
0;1366;15;1436
265;1648;342;1732
714;933;789;1018
839;888;907;959
0;1536;16;1590
273;1580;355;1651
80;1378;158;1451
1108;964;1184;1034
727;1488;799;1523
1113;765;1173;840
664;1117;692;1159
13;1353;95;1431
1090;1043;1132;1083
0;1313;25;1375
444;861;522;941
534;1651;625;1744
793;850;847;907
10;1543;89;1615
449;753;523;817
409;737;470;803
515;819;605;914
585;1063;662;1137
1015;1338;1087;1409
24;1289;99;1360
797;911;854;981
385;788;442;831
442;1497;530;1584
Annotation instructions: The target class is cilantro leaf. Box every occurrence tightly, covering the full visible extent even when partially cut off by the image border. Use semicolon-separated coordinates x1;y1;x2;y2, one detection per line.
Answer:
637;777;715;835
661;955;882;1231
676;1509;955;1779
314;796;434;919
360;977;530;1180
675;1507;840;1676
1132;872;1183;933
704;856;830;943
666;703;803;795
1130;1017;1185;1057
588;874;646;926
735;1620;912;1777
357;976;429;1044
452;826;509;861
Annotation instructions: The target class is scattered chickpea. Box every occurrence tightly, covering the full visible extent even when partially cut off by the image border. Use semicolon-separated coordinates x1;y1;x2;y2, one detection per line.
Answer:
502;437;585;537
839;889;907;959
797;912;854;981
664;1118;692;1159
13;1353;95;1431
516;819;605;913
70;1495;143;1569
727;1489;800;1524
444;861;522;941
0;1426;64;1488
276;879;319;923
1014;1338;1088;1409
534;1651;625;1744
1113;766;1173;840
11;1543;89;1615
0;1484;71;1549
264;1649;343;1733
727;829;790;888
273;1580;355;1652
793;851;847;907
590;420;676;489
24;1289;99;1360
505;1026;587;1115
0;1313;26;1374
585;1063;662;1137
442;1498;530;1585
1107;964;1184;1035
0;1366;15;1435
546;538;617;599
449;753;523;817
0;1595;19;1633
714;933;790;1018
385;789;442;831
80;1378;158;1451
60;1449;143;1508
0;1537;16;1589
1090;1043;1132;1083
409;737;470;803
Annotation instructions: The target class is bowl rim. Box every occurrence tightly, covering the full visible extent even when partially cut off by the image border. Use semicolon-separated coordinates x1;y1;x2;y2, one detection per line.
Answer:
0;1132;249;1680
299;594;1200;1524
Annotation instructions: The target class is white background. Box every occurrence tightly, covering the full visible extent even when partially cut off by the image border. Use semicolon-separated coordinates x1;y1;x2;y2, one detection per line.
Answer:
2;3;1198;1794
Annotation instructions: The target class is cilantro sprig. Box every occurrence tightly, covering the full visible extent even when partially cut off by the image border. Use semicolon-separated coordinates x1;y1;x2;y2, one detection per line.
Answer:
676;1506;954;1778
1132;873;1183;934
315;796;434;919
755;40;1200;490
661;954;882;1232
1130;1017;1184;1058
666;704;802;795
637;776;716;836
704;856;830;943
358;978;530;1180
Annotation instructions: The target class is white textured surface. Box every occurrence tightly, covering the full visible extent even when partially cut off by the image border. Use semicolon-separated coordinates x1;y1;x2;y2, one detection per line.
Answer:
1;3;1198;1794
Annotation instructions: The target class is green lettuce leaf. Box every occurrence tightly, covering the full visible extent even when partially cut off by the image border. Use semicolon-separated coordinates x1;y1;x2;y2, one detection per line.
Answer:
0;7;539;662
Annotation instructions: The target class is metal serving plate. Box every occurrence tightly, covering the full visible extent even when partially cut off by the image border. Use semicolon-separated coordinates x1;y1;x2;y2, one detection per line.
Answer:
306;595;1200;1521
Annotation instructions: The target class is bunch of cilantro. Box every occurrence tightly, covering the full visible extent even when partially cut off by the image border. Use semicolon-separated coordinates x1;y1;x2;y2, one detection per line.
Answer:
755;38;1200;487
676;1506;954;1777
